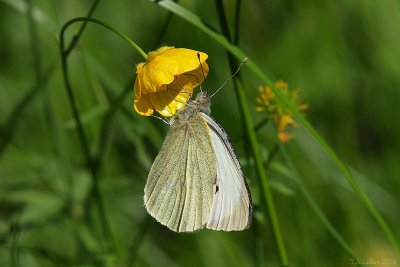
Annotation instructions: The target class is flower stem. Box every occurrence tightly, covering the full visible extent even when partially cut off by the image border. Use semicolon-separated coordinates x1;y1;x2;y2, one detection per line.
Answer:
59;14;150;261
64;0;101;56
60;17;147;60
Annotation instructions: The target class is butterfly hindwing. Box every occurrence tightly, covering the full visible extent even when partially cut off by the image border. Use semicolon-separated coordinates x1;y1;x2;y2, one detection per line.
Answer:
200;113;252;231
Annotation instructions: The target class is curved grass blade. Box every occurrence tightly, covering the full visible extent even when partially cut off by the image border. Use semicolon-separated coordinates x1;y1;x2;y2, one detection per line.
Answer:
279;145;363;265
151;0;400;256
213;0;288;265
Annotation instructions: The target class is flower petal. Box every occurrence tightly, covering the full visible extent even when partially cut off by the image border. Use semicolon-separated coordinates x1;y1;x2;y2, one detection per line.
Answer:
136;47;208;94
134;93;154;116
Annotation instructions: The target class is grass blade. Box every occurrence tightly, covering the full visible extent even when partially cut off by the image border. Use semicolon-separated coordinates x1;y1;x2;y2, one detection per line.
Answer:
279;145;363;265
213;0;288;265
152;0;400;256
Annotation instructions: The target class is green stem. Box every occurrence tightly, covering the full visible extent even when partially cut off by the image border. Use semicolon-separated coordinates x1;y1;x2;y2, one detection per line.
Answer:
10;217;20;267
259;123;361;263
236;80;289;266
265;143;279;169
60;14;148;262
253;118;269;133
232;0;241;44
60;33;114;261
214;0;288;265
0;62;55;156
60;17;147;60
153;0;400;257
64;0;101;56
60;25;92;179
93;78;133;177
250;58;400;257
278;145;364;265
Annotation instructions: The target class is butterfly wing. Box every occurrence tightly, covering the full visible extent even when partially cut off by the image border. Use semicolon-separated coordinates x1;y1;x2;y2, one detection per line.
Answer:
200;113;252;231
144;115;217;232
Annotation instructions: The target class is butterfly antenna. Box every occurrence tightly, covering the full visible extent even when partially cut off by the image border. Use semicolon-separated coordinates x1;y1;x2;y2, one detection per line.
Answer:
197;53;208;92
210;57;248;98
151;114;174;125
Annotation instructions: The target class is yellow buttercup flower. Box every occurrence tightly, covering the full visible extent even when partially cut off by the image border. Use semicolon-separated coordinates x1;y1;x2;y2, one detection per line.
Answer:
134;46;209;117
256;80;308;143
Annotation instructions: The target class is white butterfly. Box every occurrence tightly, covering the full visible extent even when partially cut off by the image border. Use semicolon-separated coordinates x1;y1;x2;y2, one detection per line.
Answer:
144;91;252;232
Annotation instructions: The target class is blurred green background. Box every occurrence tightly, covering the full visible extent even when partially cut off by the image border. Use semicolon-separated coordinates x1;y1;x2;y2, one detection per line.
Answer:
1;0;399;266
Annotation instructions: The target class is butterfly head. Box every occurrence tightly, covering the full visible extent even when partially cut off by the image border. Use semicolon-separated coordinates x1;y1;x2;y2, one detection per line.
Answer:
191;91;211;115
173;91;211;124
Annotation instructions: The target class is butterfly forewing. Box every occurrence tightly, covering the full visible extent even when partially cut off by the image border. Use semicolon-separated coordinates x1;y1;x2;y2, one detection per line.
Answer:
144;114;217;232
201;113;252;231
